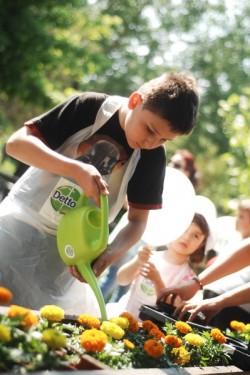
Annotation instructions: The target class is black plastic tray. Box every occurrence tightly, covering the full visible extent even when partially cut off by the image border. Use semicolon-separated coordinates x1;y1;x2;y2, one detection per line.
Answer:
139;303;250;371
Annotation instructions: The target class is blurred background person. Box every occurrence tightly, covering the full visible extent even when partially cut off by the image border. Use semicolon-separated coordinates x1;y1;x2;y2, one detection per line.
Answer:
168;149;200;191
202;199;250;329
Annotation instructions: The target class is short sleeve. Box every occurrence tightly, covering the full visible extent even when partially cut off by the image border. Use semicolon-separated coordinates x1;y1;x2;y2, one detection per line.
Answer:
25;93;107;150
127;145;166;209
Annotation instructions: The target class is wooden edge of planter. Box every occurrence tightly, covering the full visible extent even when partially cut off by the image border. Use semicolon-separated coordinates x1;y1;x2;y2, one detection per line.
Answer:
51;365;245;374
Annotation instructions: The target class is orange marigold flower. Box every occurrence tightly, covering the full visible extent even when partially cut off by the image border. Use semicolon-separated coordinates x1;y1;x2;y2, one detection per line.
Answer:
120;312;139;333
80;328;108;352
77;314;101;329
230;320;246;332
144;339;164;359
164;335;182;348
149;327;165;340
142;320;158;332
0;286;13;305
123;338;135;350
175;321;192;334
171;346;190;365
8;305;39;329
210;328;227;344
24;310;39;328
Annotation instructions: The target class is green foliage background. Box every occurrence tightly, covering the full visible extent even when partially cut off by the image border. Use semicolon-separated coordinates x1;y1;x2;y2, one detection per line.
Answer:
0;0;249;215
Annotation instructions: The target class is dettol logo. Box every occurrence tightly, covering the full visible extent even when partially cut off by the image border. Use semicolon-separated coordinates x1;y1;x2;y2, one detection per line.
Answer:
51;185;81;214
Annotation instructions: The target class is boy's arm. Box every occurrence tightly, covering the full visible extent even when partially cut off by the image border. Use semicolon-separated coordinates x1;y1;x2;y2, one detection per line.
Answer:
6;126;108;203
70;206;149;281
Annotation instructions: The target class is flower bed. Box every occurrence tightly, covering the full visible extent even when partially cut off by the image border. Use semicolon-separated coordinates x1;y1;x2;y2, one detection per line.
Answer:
0;286;247;373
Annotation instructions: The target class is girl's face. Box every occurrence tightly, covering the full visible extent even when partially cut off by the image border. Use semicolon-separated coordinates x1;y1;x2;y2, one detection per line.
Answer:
122;93;180;150
171;222;206;256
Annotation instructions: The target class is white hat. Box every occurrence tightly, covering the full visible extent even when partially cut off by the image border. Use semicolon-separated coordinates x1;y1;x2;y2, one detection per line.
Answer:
195;195;218;252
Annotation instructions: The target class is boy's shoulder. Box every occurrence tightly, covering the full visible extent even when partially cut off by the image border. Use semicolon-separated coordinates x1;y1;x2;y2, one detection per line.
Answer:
75;92;108;107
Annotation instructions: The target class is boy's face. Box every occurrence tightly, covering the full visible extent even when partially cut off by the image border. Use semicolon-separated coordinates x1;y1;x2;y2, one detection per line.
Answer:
122;93;180;149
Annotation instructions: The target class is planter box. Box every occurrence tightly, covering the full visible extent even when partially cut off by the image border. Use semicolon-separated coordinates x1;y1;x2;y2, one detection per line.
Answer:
45;365;244;375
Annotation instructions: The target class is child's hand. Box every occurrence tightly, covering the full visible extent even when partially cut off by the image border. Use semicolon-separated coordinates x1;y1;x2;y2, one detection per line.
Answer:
137;246;152;266
140;260;159;282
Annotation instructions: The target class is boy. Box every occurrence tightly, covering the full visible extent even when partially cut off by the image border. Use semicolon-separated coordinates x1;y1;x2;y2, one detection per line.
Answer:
1;72;199;313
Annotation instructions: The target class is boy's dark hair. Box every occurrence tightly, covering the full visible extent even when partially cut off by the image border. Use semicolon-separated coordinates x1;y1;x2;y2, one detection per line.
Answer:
139;72;199;135
189;213;209;264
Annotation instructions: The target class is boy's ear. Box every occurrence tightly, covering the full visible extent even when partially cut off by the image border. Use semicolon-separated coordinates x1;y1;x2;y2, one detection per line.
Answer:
128;92;143;109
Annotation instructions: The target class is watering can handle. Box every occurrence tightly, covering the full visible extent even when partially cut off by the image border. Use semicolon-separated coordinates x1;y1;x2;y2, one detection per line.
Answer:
76;193;108;211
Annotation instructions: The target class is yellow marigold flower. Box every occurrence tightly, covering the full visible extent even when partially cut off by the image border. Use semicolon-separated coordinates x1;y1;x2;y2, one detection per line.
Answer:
80;328;107;352
175;321;192;334
144;339;164;359
8;305;39;328
0;324;11;342
120;312;139;333
40;305;64;322
210;328;227;344
42;328;67;349
164;335;182;348
245;324;250;332
0;286;13;305
110;317;129;330
230;320;246;331
142;320;158;332
123;338;135;350
171;346;191;365
149;327;165;340
184;333;205;347
100;321;125;340
78;314;101;329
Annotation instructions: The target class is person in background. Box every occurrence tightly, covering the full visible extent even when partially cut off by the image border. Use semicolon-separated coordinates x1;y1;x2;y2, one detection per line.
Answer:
0;72;200;314
106;212;216;319
168;149;200;191
201;199;250;328
157;237;250;326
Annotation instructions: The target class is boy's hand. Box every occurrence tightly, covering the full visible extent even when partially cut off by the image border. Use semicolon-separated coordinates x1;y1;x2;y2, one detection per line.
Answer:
69;247;113;282
71;162;109;205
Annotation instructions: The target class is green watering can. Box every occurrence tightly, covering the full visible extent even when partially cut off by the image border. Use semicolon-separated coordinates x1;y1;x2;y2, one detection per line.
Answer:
57;194;109;320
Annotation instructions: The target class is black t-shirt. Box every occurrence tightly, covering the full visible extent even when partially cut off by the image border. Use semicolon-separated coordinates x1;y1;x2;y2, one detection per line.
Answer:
26;92;166;209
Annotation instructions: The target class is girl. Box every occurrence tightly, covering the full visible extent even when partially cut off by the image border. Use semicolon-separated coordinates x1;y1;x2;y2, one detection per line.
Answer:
107;212;215;319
